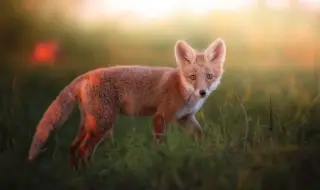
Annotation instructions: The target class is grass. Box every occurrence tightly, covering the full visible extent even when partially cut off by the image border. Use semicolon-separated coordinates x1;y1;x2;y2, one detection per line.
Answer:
0;65;319;190
0;4;320;189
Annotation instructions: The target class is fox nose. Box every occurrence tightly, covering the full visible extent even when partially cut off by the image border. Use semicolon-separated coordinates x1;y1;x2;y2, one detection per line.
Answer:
199;90;206;97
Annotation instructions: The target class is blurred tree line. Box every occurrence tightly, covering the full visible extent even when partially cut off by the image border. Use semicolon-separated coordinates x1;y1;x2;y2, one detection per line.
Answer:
0;0;319;75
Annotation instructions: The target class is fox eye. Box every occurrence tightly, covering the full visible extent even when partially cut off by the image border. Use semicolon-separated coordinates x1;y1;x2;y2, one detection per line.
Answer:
189;75;196;80
207;74;213;79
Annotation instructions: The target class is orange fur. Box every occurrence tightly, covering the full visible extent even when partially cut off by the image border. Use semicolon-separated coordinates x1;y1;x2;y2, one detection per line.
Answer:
28;38;227;170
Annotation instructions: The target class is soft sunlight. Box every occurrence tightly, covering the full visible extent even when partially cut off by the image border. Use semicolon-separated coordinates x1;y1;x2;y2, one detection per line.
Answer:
81;0;254;20
78;0;320;21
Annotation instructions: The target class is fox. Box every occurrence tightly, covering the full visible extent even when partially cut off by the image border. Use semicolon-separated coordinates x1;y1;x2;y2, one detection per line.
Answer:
28;38;227;170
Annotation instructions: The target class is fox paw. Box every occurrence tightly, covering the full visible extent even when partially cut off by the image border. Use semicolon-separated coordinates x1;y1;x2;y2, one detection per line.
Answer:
70;154;90;171
69;147;90;171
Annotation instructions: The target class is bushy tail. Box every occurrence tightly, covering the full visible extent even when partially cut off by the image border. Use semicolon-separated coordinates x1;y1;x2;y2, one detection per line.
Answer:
28;76;83;161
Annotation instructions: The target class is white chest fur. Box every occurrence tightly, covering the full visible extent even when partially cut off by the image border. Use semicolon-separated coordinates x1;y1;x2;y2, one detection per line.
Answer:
175;98;206;119
174;78;221;119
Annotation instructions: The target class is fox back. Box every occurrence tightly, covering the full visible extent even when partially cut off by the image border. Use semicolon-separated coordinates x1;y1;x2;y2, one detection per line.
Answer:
84;66;180;116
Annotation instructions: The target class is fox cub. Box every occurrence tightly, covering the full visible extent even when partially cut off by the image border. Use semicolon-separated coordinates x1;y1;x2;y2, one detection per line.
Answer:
28;38;226;170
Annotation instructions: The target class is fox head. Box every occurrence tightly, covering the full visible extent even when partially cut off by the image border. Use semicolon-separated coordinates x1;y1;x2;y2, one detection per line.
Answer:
174;38;226;99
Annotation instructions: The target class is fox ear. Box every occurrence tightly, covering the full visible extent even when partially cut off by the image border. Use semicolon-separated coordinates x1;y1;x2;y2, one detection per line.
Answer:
174;40;196;65
204;38;226;64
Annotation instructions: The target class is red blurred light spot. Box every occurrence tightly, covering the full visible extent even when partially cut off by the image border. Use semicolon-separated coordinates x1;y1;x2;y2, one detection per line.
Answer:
33;40;59;64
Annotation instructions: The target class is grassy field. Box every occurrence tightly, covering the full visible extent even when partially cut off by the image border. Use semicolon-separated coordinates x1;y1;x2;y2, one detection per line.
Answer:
1;4;320;189
0;61;319;190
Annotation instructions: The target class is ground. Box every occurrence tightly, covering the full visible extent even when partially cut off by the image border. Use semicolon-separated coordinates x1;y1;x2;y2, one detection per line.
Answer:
0;65;319;190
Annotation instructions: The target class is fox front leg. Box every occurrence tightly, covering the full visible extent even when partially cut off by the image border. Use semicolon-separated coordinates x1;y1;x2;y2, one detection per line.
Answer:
177;114;203;139
152;113;166;144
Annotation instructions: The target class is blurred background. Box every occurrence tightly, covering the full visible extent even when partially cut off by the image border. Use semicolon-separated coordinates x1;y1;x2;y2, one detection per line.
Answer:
2;0;320;71
1;0;320;190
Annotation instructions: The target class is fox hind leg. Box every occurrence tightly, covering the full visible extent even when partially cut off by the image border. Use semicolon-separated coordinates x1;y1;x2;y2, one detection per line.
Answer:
69;126;85;170
70;122;115;171
77;126;112;170
70;112;117;170
69;125;88;171
69;108;86;170
90;126;114;160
